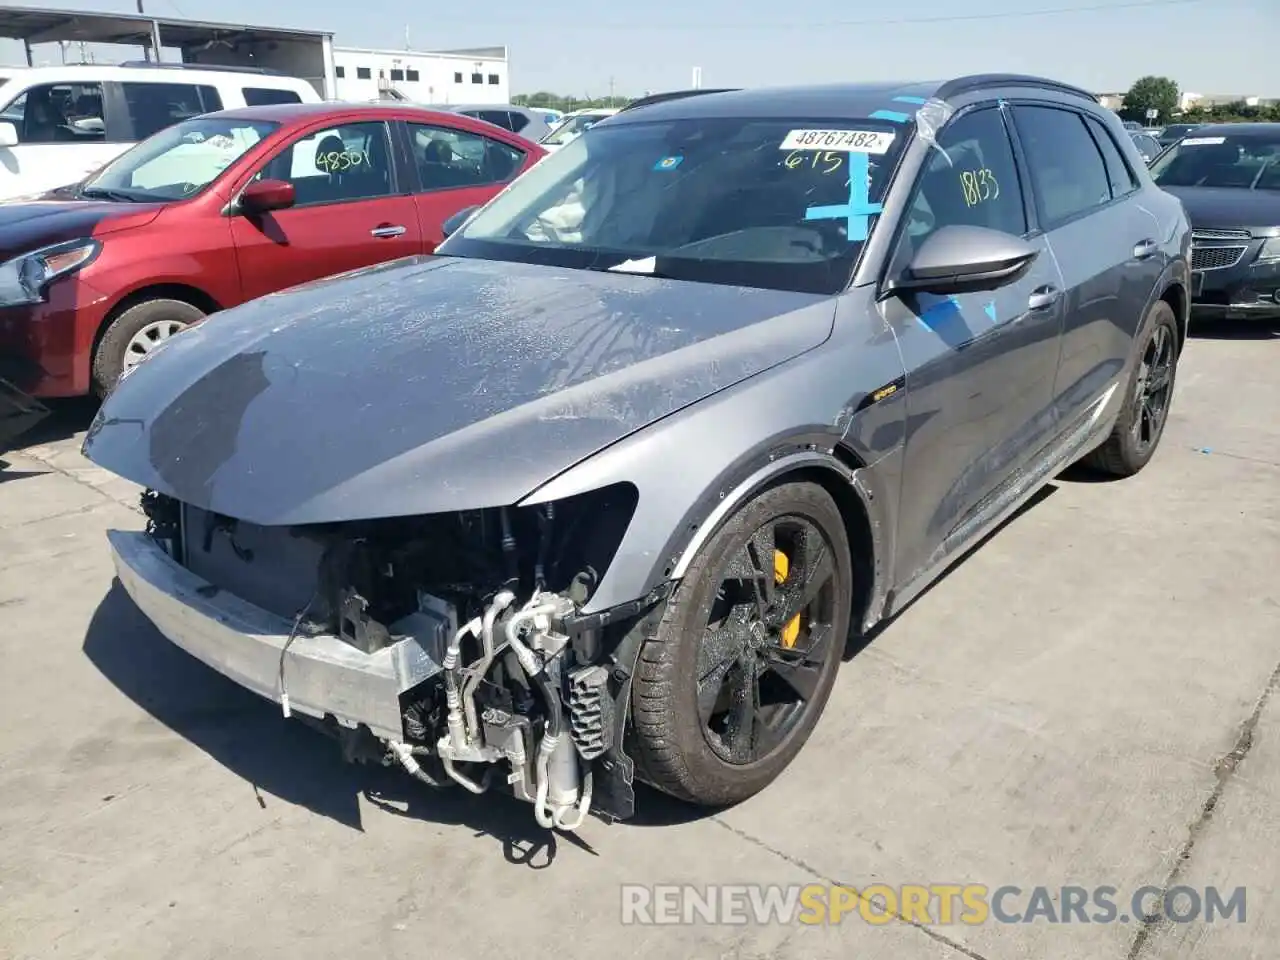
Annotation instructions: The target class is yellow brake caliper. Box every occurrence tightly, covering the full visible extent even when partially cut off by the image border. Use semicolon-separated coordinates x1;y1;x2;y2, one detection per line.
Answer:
774;549;802;648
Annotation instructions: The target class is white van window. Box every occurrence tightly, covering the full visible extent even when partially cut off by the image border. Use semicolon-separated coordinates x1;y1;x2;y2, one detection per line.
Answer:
243;87;303;106
3;83;105;143
121;82;223;140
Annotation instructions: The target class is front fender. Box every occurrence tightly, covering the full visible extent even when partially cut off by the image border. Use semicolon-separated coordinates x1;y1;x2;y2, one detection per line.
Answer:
519;327;907;617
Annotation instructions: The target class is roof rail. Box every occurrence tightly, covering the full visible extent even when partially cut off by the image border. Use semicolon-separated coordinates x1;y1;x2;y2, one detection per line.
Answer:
935;74;1097;104
116;60;285;76
619;88;740;113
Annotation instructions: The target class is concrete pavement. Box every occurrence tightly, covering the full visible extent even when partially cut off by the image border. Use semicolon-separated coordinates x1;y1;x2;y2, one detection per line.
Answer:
1;323;1278;960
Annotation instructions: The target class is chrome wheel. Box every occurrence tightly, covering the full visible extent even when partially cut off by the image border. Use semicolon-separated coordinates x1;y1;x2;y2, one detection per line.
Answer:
122;319;187;371
1131;322;1174;453
697;515;839;765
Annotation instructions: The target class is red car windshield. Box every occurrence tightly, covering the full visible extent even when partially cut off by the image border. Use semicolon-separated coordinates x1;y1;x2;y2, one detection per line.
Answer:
83;116;279;202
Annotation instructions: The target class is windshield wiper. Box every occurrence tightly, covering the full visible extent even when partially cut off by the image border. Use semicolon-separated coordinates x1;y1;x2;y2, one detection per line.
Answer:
79;185;139;202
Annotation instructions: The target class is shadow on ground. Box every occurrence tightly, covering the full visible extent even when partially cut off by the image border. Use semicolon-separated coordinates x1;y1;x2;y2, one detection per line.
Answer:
10;396;100;449
1189;318;1280;341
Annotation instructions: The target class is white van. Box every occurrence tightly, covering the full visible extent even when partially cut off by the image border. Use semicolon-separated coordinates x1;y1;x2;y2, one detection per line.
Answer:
0;62;320;201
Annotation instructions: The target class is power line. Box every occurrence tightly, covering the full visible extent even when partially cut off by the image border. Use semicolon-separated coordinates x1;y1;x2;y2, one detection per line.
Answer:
488;0;1212;31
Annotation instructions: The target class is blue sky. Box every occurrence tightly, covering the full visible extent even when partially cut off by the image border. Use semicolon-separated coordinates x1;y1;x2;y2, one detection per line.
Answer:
0;0;1271;99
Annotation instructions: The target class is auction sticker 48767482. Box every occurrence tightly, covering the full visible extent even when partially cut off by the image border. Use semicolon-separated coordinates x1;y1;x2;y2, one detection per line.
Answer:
780;129;896;153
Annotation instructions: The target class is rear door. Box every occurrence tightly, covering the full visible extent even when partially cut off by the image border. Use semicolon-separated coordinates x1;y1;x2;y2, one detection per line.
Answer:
888;104;1066;586
229;118;422;300
1010;103;1156;429
401;120;531;250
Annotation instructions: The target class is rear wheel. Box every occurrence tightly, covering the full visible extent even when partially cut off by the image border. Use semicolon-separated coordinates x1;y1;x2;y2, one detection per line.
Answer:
93;298;206;398
631;480;852;806
1081;299;1179;477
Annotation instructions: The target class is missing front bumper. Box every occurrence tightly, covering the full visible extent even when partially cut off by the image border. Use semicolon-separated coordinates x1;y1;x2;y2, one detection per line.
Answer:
106;529;449;741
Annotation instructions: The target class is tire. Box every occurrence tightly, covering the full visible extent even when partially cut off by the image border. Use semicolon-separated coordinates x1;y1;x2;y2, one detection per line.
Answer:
92;298;206;398
631;480;853;806
1081;299;1179;477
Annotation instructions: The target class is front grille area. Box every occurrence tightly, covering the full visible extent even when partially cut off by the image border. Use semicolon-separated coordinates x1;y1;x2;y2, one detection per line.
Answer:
181;504;329;621
1192;245;1249;271
1192;228;1252;241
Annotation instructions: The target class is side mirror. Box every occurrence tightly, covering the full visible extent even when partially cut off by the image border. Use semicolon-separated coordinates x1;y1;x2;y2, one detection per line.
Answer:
0;121;17;148
441;204;480;238
888;225;1039;297
240;178;296;214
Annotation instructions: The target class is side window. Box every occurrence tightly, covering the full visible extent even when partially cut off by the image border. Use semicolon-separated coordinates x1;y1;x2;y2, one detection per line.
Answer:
121;83;222;140
1084;114;1138;197
4;83;106;144
507;112;530;134
259;121;395;206
477;110;516;131
242;87;302;106
408;123;525;190
1013;105;1112;227
902;106;1026;254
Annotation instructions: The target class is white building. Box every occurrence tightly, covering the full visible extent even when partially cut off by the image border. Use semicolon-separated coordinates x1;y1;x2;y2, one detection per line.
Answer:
332;45;509;104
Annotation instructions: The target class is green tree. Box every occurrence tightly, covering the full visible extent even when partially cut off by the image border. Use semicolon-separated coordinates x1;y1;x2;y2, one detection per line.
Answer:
1121;76;1179;124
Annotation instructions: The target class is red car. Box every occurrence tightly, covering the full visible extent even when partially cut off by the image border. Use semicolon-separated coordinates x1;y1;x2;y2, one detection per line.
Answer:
0;102;545;398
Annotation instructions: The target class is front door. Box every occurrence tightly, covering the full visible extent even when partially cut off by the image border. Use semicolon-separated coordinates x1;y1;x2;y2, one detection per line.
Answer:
229;119;422;301
887;104;1066;588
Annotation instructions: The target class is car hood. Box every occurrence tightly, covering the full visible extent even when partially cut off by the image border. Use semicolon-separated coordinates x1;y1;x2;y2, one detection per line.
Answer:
0;194;164;261
82;254;835;525
1160;186;1280;234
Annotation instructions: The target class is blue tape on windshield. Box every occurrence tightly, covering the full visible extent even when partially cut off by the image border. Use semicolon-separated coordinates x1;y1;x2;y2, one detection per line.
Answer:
893;95;928;105
870;109;910;123
804;151;881;241
983;300;997;323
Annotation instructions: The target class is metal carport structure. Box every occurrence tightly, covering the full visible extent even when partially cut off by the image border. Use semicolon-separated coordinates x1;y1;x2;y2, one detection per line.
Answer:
0;6;337;98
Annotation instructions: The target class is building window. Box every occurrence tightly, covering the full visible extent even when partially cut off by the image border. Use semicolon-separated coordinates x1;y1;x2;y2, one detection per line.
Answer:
335;65;345;78
487;73;499;85
356;66;371;80
471;72;483;84
390;69;404;81
454;72;463;83
406;69;419;82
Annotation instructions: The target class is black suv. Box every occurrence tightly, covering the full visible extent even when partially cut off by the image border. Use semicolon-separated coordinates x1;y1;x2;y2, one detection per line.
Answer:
1150;123;1280;319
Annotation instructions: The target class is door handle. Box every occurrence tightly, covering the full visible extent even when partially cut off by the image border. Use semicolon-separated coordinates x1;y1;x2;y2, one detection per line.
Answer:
371;224;406;238
1028;285;1061;311
1133;238;1158;260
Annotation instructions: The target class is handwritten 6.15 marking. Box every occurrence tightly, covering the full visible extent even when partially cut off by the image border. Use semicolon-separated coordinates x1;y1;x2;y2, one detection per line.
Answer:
784;150;844;174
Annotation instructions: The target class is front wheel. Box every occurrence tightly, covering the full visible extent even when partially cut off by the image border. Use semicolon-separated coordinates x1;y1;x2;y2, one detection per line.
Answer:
631;480;853;806
1081;299;1179;477
93;298;206;398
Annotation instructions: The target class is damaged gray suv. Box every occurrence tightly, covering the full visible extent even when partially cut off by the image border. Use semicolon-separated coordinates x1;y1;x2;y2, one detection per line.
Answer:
85;75;1191;831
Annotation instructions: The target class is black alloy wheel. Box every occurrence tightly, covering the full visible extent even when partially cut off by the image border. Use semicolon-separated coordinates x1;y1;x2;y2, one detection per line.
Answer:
631;481;853;806
1131;320;1175;457
697;514;839;765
